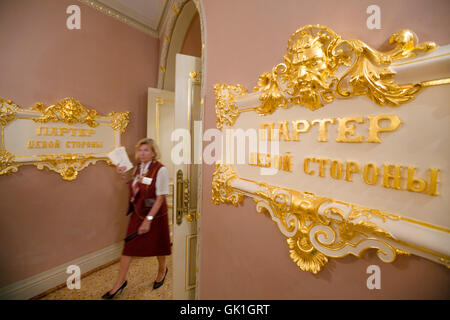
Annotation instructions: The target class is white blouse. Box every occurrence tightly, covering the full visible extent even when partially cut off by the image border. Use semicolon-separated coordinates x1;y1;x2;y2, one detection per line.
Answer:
155;166;169;196
136;161;169;196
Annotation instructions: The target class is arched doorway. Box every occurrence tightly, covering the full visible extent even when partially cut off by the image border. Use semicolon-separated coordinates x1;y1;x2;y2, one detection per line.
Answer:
150;0;205;300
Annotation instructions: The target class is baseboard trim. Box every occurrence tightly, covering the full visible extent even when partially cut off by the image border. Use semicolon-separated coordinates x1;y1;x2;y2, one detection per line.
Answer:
0;242;123;300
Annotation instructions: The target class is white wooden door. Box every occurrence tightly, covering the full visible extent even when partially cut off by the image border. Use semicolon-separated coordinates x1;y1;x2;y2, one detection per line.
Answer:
172;53;202;299
147;88;175;242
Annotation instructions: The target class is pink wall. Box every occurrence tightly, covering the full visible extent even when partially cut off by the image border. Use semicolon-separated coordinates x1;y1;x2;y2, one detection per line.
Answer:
0;0;159;286
200;0;450;299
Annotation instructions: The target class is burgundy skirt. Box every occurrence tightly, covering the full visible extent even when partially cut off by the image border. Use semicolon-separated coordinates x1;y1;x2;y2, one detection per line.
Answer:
122;211;171;257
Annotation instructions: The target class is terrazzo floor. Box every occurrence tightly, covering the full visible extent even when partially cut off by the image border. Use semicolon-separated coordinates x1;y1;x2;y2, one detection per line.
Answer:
39;255;173;300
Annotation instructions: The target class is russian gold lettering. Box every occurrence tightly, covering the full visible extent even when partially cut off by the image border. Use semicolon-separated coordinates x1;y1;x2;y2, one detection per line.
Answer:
48;127;58;136
59;128;69;136
282;154;292;172
363;163;379;185
277;121;291;141
265;153;272;168
428;168;440;196
330;160;343;179
406;167;427;193
345;161;360;182
304;158;314;175
249;152;257;165
291;120;311;141
383;164;403;190
273;154;282;169
367;114;402;143
316;158;329;177
336;117;364;143
311;119;334;142
260;122;274;141
36;127;43;136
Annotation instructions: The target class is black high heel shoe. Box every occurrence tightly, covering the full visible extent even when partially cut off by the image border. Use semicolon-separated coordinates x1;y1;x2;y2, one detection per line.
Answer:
102;280;127;299
153;268;168;289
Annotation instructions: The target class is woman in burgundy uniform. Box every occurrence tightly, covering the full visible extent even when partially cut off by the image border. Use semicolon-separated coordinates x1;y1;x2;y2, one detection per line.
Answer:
102;138;171;299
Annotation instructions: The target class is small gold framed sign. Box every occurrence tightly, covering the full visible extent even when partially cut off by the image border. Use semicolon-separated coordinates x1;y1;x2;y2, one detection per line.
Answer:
213;25;450;273
0;97;130;180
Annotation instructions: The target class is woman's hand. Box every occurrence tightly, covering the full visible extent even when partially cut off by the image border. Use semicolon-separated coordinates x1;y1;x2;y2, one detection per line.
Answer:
116;166;128;181
138;220;151;235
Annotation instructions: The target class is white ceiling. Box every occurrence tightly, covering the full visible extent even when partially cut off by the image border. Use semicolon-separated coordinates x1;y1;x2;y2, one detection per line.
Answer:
96;0;170;35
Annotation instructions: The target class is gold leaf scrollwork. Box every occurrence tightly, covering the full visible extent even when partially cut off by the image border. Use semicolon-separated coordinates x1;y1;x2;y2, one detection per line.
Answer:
0;150;17;175
214;84;248;129
254;25;439;112
107;111;130;133
36;154;95;181
31;97;100;127
0;98;20;126
253;183;332;273
214;176;412;273
211;164;244;206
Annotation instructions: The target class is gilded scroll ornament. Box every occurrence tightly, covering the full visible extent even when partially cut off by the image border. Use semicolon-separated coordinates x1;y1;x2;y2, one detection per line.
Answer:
213;172;412;273
0;150;17;175
108;111;130;133
253;25;438;112
35;154;96;181
214;84;248;129
0;99;20;126
212;164;244;206
31;97;100;127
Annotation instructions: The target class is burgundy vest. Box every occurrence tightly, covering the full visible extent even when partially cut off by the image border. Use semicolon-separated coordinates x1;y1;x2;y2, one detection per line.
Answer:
128;161;168;220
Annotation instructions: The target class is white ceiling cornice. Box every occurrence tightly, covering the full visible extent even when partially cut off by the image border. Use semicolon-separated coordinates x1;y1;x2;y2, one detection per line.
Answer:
77;0;171;39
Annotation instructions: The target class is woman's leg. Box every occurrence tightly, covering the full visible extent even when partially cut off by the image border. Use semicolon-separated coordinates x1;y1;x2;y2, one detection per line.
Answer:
155;255;167;282
110;255;132;293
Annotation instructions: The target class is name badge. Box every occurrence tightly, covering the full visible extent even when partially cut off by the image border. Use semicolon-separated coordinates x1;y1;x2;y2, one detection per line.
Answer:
142;177;152;185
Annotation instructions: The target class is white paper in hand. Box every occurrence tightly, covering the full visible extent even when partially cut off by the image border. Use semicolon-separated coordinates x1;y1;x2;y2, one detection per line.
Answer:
107;146;133;172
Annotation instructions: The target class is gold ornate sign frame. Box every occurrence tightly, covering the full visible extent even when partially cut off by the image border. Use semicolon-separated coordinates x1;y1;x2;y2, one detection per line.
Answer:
0;97;129;180
212;25;450;273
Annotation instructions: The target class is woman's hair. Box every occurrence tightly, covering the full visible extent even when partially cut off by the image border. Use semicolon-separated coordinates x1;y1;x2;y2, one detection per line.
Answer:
134;138;161;161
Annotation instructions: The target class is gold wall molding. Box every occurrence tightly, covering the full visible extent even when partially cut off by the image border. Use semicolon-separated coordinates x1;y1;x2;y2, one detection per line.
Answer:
0;97;129;181
213;26;450;273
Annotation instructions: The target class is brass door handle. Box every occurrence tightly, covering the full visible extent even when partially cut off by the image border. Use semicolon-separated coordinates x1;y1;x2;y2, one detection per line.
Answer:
176;170;184;225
